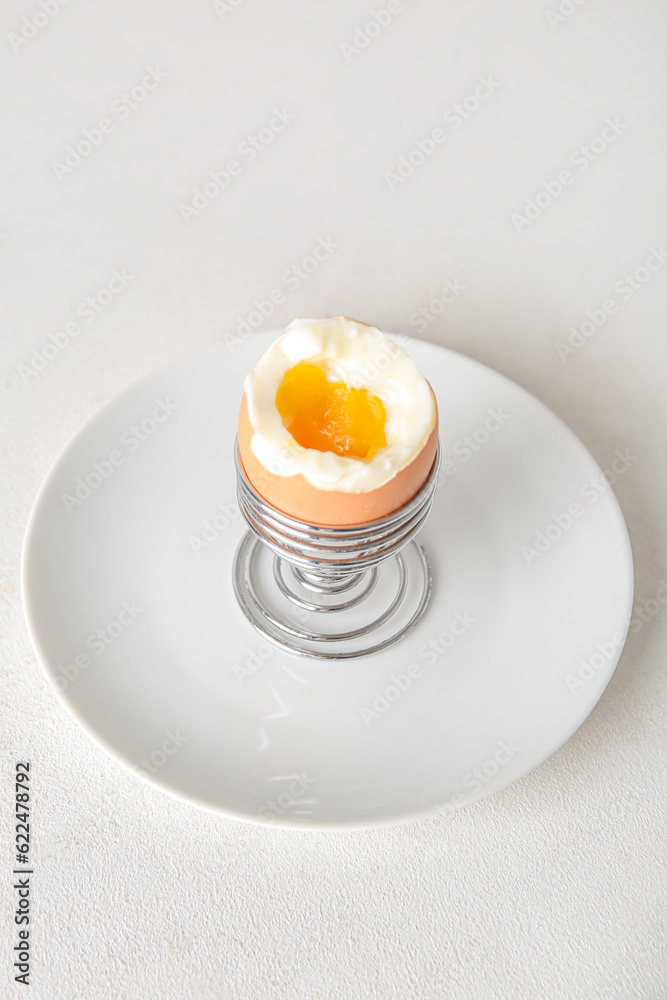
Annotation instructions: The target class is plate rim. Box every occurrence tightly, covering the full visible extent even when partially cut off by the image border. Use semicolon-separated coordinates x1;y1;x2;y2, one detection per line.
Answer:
21;333;636;830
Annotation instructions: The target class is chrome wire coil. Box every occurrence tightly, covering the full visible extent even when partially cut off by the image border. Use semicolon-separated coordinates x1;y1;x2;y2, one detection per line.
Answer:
232;438;441;659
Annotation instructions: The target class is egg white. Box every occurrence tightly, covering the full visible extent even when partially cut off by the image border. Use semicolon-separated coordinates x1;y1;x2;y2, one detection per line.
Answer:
244;317;436;493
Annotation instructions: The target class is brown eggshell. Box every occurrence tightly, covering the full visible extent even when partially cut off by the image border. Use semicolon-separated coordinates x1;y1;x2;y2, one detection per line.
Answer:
237;391;438;527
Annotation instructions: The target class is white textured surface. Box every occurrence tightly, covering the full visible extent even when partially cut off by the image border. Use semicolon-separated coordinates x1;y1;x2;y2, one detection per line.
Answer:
1;0;666;997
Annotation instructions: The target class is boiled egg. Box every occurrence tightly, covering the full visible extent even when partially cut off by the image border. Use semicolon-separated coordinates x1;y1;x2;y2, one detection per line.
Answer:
237;317;438;526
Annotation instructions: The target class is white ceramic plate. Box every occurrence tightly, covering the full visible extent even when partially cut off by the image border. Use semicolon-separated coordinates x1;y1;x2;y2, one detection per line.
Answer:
22;334;634;829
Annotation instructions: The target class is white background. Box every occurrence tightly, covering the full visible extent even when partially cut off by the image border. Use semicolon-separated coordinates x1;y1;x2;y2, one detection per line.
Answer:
2;0;667;997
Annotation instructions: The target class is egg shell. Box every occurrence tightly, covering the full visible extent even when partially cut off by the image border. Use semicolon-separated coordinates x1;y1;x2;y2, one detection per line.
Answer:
237;390;439;527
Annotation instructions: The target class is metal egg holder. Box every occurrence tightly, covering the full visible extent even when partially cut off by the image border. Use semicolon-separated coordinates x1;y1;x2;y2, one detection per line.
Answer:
232;439;441;659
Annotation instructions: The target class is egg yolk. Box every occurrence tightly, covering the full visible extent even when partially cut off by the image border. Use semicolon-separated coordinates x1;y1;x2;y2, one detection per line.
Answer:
275;363;386;460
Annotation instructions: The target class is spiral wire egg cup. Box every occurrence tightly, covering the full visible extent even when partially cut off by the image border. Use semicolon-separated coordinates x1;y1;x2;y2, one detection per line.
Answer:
232;438;441;659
